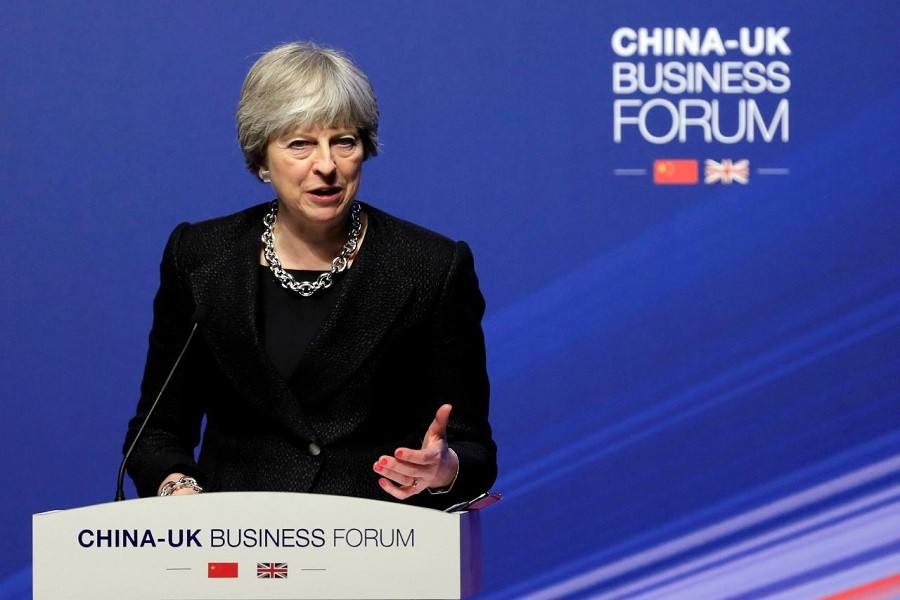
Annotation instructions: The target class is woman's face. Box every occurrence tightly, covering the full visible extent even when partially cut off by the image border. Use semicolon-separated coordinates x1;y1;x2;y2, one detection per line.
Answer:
261;124;364;228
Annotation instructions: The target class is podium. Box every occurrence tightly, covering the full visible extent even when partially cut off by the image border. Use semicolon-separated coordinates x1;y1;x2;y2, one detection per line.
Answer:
33;492;482;599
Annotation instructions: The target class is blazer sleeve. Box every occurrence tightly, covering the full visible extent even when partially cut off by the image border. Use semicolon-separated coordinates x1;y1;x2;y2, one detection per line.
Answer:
426;240;498;504
123;223;207;497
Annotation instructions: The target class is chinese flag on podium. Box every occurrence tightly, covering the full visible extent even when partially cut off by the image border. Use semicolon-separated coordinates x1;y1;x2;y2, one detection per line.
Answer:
208;562;239;578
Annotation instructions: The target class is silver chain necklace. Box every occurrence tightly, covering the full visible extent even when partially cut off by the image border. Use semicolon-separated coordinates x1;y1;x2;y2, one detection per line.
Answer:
261;200;362;297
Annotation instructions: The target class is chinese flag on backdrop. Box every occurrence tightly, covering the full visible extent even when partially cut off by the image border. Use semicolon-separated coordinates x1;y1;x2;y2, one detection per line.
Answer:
208;562;239;578
653;159;699;185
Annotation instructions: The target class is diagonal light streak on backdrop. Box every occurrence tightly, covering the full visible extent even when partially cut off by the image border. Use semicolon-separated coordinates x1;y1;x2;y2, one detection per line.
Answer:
494;291;900;498
487;454;900;600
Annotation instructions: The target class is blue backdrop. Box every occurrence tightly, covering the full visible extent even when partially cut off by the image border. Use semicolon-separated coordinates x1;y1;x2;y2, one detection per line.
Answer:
2;2;898;598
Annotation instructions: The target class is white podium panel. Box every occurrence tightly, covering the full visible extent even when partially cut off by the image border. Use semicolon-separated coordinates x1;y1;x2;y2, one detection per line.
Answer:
33;492;481;599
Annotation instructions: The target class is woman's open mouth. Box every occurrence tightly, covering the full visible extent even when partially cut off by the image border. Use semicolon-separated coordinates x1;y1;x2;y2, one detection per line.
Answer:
308;186;343;202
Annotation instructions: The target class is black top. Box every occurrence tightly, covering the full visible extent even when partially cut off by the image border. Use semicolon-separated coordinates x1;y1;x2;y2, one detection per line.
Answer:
258;266;345;378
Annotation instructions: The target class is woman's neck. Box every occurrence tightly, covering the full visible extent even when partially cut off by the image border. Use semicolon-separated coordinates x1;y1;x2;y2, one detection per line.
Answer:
261;206;367;270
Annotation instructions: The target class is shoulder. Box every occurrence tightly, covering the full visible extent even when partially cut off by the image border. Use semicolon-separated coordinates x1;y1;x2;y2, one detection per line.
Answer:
362;202;465;265
164;202;268;266
359;203;480;307
178;202;268;243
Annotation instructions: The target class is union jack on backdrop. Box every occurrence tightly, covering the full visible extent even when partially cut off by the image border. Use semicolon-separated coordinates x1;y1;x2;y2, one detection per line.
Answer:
704;159;749;184
257;562;288;579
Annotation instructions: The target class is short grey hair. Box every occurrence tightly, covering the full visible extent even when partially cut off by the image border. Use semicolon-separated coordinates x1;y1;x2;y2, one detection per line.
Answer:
237;42;380;178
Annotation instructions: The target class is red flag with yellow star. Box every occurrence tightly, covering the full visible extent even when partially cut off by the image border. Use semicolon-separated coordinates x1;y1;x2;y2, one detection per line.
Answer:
653;159;699;185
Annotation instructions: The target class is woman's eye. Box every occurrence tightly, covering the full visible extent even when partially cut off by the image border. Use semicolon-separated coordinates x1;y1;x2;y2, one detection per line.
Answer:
334;138;359;156
288;140;311;149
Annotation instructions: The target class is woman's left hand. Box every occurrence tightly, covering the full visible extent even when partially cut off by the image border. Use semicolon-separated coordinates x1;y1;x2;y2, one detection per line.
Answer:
374;403;459;499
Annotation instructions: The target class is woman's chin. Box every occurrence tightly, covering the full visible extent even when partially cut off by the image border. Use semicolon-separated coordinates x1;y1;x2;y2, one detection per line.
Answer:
281;197;353;225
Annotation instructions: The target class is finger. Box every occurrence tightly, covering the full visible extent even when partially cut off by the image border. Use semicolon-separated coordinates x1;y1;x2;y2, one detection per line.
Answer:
393;447;442;465
422;404;453;447
375;461;425;487
377;477;418;500
374;456;426;481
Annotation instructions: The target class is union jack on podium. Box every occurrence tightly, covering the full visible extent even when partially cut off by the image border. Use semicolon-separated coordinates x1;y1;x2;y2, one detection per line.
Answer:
704;159;749;184
257;562;289;579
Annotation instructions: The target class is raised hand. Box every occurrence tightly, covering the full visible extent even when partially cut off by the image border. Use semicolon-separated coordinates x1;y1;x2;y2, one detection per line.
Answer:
373;404;459;500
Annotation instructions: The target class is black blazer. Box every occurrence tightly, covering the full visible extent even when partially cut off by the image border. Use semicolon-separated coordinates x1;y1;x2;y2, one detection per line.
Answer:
124;202;497;509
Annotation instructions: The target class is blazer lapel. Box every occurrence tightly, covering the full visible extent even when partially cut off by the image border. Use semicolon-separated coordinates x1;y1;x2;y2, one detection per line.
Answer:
187;215;318;442
289;206;414;411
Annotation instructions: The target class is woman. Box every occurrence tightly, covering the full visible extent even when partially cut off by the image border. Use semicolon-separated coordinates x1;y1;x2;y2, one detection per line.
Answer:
123;42;497;509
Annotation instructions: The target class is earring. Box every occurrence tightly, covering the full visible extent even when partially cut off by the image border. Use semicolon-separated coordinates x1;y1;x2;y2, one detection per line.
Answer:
260;170;271;183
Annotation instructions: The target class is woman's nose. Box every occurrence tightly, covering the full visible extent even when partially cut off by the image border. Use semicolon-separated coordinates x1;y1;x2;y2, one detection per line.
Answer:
313;142;337;176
